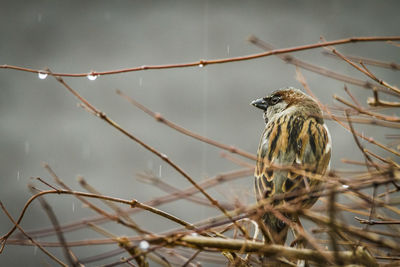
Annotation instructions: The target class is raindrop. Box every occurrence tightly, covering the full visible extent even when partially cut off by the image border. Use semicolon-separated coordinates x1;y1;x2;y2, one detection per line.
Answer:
72;202;75;212
24;141;30;155
158;165;162;178
199;63;204;68
37;13;42;22
342;184;349;189
191;232;198;237
139;77;143;87
139;240;149;251
87;73;98;81
38;71;48;80
17;171;20;181
226;45;230;55
33;244;38;255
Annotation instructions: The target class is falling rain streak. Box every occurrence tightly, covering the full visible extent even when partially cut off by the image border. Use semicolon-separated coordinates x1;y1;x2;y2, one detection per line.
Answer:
24;141;30;155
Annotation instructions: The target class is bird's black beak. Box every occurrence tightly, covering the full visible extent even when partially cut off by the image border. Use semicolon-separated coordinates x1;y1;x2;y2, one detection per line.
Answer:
251;98;268;111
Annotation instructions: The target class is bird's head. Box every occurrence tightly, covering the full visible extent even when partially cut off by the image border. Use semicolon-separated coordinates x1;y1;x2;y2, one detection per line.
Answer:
251;87;322;124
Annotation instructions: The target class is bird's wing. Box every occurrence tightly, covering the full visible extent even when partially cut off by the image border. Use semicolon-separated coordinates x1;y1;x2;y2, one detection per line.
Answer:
255;115;297;200
255;115;331;202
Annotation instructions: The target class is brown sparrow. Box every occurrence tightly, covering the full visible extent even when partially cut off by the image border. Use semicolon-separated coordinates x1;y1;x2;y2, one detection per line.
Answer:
251;87;331;244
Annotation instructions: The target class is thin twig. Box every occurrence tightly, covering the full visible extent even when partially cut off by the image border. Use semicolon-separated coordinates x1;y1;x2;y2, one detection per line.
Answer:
29;185;80;266
328;186;343;265
335;95;400;122
181;250;201;267
0;202;68;267
343;85;363;109
330;48;400;95
344;111;380;171
175;235;377;266
136;172;233;209
1;188;196;242
249;35;396;95
43;163;155;235
0;36;399;77
22;168;252;239
77;176;143;232
367;87;400;107
51;73;248;237
322;50;400;71
117;89;256;161
355;217;400;225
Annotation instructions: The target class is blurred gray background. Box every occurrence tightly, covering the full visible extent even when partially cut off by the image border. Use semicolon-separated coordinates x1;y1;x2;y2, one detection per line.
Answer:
1;0;399;266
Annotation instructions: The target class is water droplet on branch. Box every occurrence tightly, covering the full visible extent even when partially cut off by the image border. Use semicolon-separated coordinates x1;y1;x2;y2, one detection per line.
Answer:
87;73;98;81
38;72;48;80
139;240;149;251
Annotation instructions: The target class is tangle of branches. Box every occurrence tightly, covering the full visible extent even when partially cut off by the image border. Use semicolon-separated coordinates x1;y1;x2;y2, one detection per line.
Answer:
1;35;400;266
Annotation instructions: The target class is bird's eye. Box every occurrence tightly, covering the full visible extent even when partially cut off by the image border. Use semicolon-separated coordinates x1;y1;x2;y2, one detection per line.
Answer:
270;96;280;105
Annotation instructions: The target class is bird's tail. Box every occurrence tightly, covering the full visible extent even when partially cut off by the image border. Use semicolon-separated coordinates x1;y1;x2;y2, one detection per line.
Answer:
260;213;292;266
262;212;290;245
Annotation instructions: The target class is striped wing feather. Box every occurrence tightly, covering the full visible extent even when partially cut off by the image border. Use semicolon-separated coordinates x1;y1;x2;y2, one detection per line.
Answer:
254;114;331;243
255;114;331;205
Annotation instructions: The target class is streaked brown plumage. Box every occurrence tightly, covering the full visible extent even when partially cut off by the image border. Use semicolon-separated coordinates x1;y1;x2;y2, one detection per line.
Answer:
251;87;331;245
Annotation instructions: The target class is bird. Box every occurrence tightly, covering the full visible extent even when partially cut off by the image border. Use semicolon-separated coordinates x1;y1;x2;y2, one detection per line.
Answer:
251;87;331;245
